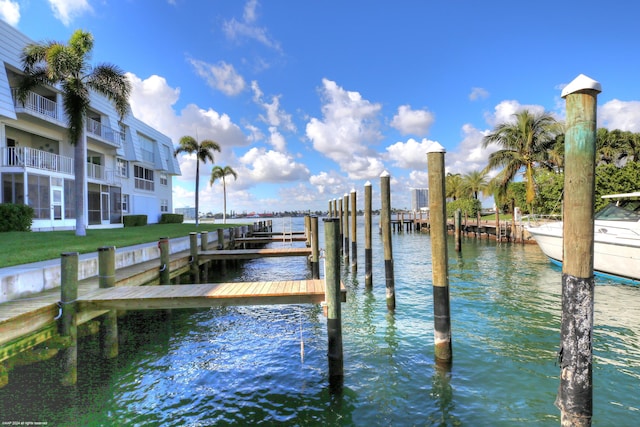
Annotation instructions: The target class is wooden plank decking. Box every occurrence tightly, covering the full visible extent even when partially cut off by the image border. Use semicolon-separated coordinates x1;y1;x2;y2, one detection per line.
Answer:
77;279;347;311
233;236;307;244
200;247;312;260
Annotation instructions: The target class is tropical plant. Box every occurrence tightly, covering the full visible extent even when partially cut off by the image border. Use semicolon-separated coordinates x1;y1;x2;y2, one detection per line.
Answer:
445;173;463;200
461;170;489;199
174;135;221;227
482;109;561;210
18;30;131;236
210;165;238;224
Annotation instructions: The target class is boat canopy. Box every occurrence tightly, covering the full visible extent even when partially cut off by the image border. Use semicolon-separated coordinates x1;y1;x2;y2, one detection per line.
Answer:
601;192;640;199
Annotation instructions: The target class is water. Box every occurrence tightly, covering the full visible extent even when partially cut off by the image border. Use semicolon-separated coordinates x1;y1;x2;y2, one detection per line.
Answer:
2;217;639;426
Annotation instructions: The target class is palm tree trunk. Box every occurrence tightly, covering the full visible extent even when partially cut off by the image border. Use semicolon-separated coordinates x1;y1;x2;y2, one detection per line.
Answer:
74;132;87;236
222;177;227;224
195;159;200;227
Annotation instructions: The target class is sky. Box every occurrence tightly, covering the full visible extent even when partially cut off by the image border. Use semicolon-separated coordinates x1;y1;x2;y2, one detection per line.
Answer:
2;0;640;214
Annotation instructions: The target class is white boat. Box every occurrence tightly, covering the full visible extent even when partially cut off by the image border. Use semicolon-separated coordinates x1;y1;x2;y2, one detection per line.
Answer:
525;192;640;284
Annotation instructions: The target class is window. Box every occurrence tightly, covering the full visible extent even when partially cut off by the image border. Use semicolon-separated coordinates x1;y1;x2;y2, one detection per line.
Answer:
160;172;168;186
139;134;155;163
27;174;50;219
2;173;25;204
116;158;129;178
134;165;154;191
122;194;129;213
160;199;168;212
64;179;75;219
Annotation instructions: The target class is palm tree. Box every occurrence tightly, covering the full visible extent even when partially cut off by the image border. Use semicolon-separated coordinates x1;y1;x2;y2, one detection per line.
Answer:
461;170;488;199
210;165;238;224
445;173;463;201
18;30;131;236
482;110;560;208
174;135;221;226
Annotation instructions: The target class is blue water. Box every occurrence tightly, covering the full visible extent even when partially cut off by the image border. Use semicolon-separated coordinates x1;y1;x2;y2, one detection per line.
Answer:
1;217;639;426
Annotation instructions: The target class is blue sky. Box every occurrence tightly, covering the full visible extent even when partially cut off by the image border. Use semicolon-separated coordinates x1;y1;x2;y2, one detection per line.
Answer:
3;0;640;214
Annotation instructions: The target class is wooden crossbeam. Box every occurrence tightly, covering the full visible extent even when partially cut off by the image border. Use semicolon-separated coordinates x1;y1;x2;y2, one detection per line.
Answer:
200;247;312;260
77;280;347;311
233;236;307;244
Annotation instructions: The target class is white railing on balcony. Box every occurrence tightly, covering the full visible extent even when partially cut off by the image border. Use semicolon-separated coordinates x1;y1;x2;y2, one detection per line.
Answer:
2;147;73;175
86;163;119;185
86;117;124;147
12;88;59;121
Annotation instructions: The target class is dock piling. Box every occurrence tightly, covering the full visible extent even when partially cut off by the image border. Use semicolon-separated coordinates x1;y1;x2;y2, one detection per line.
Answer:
350;189;357;272
324;217;344;392
454;209;462;252
190;232;200;283
60;252;79;386
343;193;350;263
380;171;395;310
311;215;320;279
364;181;373;288
159;237;170;286
98;246;118;359
556;74;601;427
427;142;452;364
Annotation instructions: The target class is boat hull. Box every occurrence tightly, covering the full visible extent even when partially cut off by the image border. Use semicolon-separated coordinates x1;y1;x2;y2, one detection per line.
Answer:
527;223;640;284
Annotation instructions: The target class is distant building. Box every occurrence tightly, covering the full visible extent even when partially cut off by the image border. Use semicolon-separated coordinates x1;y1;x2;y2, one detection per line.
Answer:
175;207;196;219
411;188;429;212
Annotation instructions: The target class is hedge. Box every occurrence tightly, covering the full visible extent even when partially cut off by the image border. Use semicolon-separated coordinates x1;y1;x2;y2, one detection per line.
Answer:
123;214;148;227
159;213;184;224
0;203;34;232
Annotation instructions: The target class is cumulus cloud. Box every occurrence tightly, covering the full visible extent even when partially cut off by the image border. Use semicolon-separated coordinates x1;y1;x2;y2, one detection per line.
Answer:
251;80;296;132
469;87;489;101
599;99;640;132
47;0;92;26
188;58;246;96
446;124;493;175
309;170;350;196
385;137;436;169
239;147;309;183
484;99;546;128
305;78;384;179
390;105;435;136
0;0;19;26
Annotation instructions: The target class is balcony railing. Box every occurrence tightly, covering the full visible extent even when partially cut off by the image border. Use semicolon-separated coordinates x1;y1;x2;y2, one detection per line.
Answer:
1;147;73;175
12;88;60;122
86;117;124;147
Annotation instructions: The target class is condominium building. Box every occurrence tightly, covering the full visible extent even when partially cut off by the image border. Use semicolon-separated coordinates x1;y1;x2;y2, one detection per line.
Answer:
411;187;429;212
0;20;180;231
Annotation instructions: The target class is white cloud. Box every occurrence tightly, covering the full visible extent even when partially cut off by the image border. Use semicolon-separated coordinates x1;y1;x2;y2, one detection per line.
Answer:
390;105;435;136
484;99;545;128
267;126;286;151
188;58;246;96
0;0;19;26
251;80;296;132
386;137;435;169
447;124;493;175
305;78;384;179
47;0;92;26
469;87;489;101
222;0;281;52
239;147;310;183
599;99;640;132
309;170;350;196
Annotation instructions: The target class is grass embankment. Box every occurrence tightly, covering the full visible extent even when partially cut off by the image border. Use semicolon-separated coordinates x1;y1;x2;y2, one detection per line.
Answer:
0;223;234;269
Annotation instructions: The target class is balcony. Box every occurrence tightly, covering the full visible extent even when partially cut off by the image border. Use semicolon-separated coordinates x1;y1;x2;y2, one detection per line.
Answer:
86;117;124;148
1;147;73;175
12;88;61;124
87;162;119;185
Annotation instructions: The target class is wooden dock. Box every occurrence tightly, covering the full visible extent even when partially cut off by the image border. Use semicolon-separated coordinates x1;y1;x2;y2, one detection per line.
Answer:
233;236;307;245
77;280;347;311
200;247;312;260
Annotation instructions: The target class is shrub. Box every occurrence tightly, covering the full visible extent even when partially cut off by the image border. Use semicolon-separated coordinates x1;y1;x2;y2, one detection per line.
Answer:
0;203;34;232
159;213;184;224
123;215;147;227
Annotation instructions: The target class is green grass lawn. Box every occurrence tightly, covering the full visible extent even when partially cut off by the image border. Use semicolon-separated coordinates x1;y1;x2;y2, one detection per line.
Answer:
0;223;235;269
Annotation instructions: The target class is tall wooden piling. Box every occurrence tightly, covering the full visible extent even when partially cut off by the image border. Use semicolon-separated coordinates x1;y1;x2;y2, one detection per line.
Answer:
454;209;462;252
324;217;343;392
364;181;373;288
350;188;357;271
338;198;343;251
427;142;452;364
217;228;225;249
311;215;320;279
98;246;118;359
189;232;200;283
380;171;395;310
200;231;209;279
159;237;170;286
305;215;311;247
343;193;350;262
556;74;601;427
60;252;78;386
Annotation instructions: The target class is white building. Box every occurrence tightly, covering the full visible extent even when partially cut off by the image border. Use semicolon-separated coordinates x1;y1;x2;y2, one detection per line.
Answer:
0;20;180;230
411;188;429;212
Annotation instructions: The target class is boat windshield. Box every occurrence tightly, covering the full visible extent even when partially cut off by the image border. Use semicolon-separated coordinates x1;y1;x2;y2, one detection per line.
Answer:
595;199;640;221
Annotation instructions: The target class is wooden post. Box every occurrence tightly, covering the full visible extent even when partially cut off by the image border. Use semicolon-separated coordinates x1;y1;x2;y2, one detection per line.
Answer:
60;252;78;386
159;237;170;286
454;209;462;252
305;215;311;247
364;181;373;288
189;232;200;283
343;193;350;262
350;188;357;272
98;246;118;359
427;142;452;364
323;217;343;392
338;198;343;251
311;215;320;279
556;74;601;427
201;231;209;280
217;228;225;249
380;171;395;310
495;205;500;242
